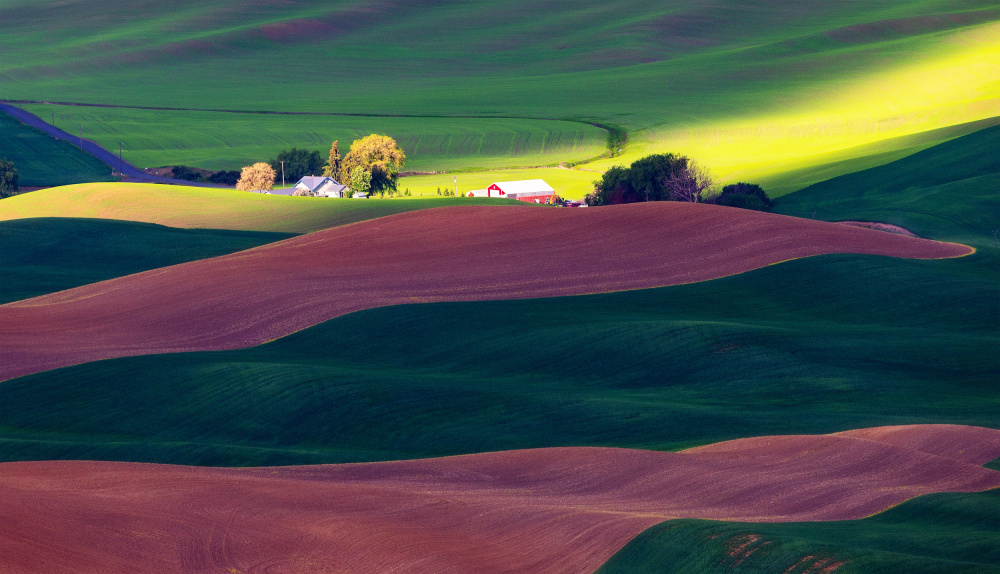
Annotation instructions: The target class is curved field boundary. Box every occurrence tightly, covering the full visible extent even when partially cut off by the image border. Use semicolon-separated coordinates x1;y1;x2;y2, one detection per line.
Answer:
0;103;222;187
0;425;997;574
0;202;971;382
0;183;521;234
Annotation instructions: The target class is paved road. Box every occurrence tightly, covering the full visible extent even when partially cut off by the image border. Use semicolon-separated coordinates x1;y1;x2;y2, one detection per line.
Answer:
0;103;226;187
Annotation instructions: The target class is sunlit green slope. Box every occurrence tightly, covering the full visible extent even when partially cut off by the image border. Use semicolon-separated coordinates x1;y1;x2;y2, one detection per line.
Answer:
0;182;523;233
775;122;1000;245
1;0;997;180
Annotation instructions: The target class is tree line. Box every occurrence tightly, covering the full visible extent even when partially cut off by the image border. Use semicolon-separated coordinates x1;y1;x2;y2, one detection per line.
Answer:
586;153;771;211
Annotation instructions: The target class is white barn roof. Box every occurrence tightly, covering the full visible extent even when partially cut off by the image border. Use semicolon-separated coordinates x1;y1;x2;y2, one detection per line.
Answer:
491;179;554;195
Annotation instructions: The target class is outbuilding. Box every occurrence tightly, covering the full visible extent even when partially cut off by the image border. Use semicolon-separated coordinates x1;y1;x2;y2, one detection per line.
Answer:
467;179;556;203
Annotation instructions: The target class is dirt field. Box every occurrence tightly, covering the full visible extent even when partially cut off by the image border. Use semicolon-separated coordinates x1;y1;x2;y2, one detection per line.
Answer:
0;202;972;382
0;425;996;573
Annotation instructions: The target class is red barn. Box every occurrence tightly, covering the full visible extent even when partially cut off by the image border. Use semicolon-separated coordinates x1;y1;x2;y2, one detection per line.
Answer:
467;179;556;203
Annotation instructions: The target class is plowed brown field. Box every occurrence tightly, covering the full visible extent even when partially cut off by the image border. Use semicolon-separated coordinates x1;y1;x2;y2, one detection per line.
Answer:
1;425;997;574
0;203;971;381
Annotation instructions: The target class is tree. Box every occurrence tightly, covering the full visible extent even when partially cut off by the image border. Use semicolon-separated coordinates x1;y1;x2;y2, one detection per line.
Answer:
322;141;342;182
342;134;406;195
0;158;18;199
628;153;688;201
270;148;323;182
664;162;714;203
714;182;772;211
587;165;631;206
236;162;276;192
349;167;371;197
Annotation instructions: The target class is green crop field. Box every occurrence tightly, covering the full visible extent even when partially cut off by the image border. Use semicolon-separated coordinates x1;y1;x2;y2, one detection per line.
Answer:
0;218;293;304
0;112;115;187
775;122;1000;245
0;182;525;233
1;1;997;187
0;250;995;466
596;488;1000;573
17;104;608;172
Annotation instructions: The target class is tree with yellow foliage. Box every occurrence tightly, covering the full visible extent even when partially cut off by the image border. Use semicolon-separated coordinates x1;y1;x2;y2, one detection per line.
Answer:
341;134;405;196
236;162;276;192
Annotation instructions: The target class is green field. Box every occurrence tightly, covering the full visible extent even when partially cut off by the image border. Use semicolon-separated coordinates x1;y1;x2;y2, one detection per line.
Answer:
1;1;997;185
0;183;525;233
774;123;1000;246
0;112;115;187
0;218;293;304
0;250;995;466
596;488;1000;573
17;104;608;172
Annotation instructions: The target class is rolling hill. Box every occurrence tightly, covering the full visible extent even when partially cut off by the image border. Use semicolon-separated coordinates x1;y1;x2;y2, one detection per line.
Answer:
0;202;967;385
598;482;1000;573
0;218;293;304
0;182;523;233
0;0;996;183
0;425;997;574
775;122;1000;245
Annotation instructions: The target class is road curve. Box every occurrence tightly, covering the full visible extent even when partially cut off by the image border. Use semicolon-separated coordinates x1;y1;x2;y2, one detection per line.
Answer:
0;102;225;187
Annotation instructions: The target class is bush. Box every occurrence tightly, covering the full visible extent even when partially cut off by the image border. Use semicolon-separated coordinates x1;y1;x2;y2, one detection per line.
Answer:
207;170;240;186
171;165;202;182
0;158;18;199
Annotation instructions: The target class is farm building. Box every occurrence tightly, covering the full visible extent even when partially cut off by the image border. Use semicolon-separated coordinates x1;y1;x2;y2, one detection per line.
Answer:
467;179;556;203
261;176;348;197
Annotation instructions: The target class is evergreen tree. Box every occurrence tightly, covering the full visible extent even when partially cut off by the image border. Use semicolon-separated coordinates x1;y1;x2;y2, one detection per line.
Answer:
322;141;342;182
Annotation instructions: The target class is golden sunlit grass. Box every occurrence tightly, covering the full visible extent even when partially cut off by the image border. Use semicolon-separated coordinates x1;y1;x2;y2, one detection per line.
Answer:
588;22;1000;195
0;183;520;233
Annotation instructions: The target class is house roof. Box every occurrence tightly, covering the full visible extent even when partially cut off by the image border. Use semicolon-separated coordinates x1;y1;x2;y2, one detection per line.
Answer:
490;179;555;195
294;176;341;191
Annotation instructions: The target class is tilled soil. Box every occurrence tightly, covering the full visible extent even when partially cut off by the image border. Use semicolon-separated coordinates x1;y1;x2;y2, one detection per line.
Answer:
0;202;972;382
0;425;997;573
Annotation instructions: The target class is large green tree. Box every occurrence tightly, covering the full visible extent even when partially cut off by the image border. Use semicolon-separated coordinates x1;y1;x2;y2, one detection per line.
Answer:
342;134;406;195
0;158;18;199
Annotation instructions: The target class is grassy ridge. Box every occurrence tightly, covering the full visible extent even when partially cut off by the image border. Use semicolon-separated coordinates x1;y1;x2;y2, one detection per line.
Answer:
0;218;293;304
1;1;996;181
595;488;1000;573
19;105;608;172
0;251;995;466
775;123;1000;244
0;112;114;187
0;183;524;233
